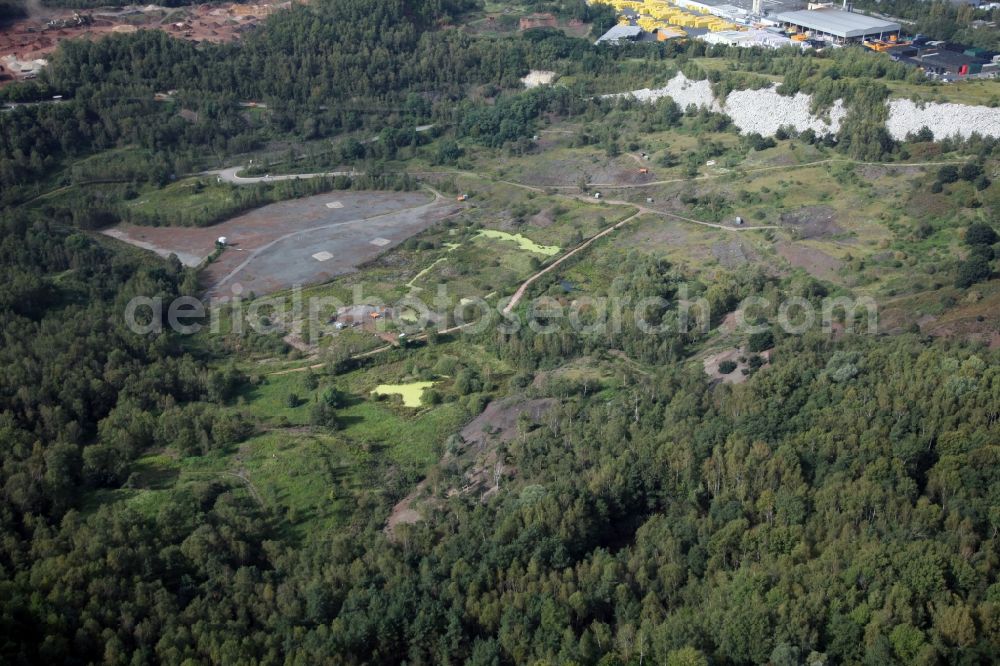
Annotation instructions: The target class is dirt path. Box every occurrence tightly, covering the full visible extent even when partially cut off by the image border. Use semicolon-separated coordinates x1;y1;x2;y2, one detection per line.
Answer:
212;157;963;191
539;157;969;190
207;166;361;185
503;210;641;313
224;470;264;506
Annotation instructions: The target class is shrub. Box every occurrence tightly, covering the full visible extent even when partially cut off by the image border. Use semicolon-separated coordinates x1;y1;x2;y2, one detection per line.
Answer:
965;223;997;247
747;330;774;353
718;360;737;374
959;162;982;182
955;256;991;289
937;165;959;184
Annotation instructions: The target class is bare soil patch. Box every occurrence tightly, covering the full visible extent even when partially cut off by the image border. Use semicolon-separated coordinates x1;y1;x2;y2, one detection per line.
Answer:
460;397;556;450
712;239;757;268
906;190;952;221
387;397;556;538
702;347;771;385
0;1;277;83
386;485;426;536
776;242;841;281
779;205;842;239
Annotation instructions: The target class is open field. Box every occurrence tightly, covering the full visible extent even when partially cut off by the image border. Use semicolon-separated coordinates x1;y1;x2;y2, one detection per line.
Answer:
84;338;496;535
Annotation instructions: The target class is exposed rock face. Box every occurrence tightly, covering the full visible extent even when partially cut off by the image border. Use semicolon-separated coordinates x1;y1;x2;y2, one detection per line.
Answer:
885;98;1000;141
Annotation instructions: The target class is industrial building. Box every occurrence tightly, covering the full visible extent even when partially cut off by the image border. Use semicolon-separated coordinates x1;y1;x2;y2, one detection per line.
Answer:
595;24;643;44
700;28;799;48
772;7;900;42
886;43;1000;79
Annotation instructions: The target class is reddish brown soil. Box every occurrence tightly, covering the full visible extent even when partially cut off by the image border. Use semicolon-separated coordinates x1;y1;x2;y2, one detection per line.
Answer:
0;1;289;85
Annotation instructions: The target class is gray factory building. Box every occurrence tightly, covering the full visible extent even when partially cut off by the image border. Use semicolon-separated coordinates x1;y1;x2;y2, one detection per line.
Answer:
773;8;901;42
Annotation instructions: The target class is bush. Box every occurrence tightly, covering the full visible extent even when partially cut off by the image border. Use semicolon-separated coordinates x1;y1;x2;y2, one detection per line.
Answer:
937;165;959;184
310;401;340;428
955;256;991;289
718;360;737;374
747;330;774;353
965;223;997;247
959;162;983;182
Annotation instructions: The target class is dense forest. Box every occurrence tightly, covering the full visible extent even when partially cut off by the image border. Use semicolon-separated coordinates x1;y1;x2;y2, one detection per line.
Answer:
0;0;24;20
1;0;999;663
2;240;998;663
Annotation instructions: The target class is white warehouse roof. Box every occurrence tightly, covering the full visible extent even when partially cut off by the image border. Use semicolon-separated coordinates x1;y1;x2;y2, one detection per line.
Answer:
596;24;643;44
773;8;900;38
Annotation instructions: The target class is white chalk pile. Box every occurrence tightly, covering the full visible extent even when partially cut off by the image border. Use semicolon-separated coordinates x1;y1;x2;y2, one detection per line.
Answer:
607;73;722;112
724;87;846;136
610;72;1000;141
885;98;1000;141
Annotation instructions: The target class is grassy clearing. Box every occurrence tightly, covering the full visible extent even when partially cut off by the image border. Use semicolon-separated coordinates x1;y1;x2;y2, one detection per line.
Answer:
124;178;240;219
234;431;357;534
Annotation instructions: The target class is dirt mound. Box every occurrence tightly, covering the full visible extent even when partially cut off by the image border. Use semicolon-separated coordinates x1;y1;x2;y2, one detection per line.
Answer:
529;209;556;228
711;240;756;268
386;397;556;538
776;242;841;281
460;397;556;449
779;205;842;239
386;487;425;536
